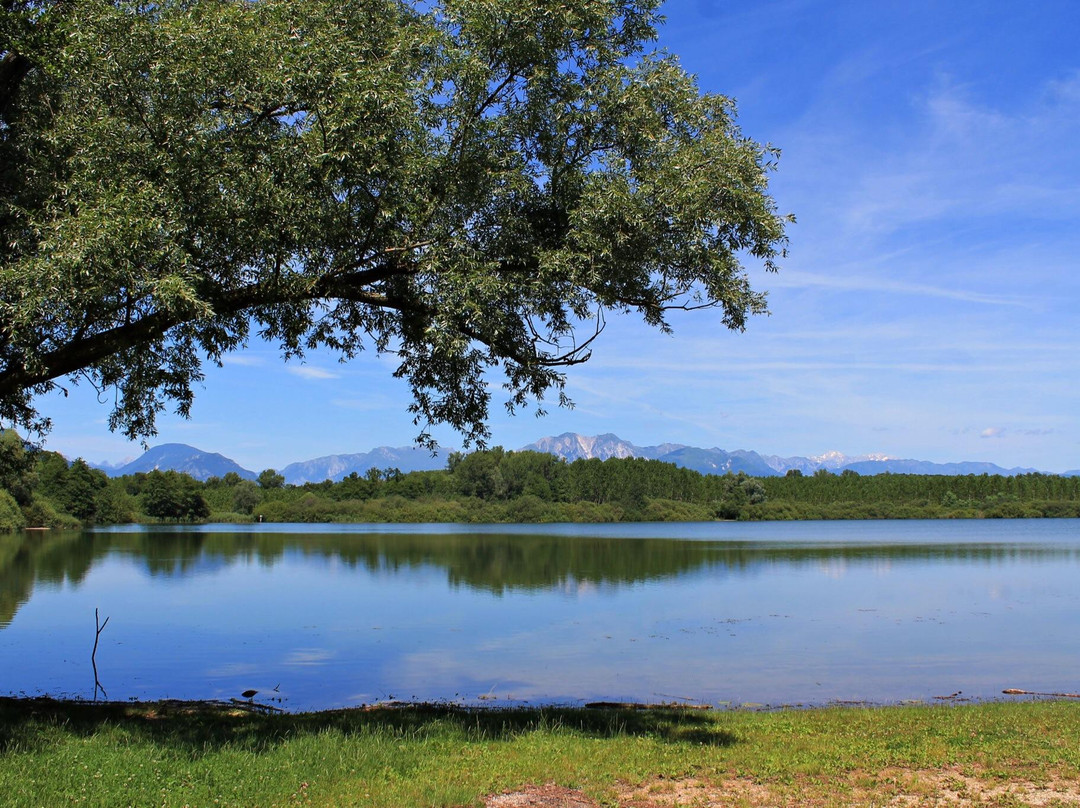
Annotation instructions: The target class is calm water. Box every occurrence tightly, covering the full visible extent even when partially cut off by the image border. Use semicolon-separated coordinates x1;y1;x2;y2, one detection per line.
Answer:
1;519;1078;710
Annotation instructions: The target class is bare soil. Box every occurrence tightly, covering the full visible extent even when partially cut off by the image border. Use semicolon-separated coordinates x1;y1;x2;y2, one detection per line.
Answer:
485;769;1080;807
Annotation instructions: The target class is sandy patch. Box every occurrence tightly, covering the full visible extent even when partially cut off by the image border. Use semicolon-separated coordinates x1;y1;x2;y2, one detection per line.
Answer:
485;782;602;807
485;769;1080;807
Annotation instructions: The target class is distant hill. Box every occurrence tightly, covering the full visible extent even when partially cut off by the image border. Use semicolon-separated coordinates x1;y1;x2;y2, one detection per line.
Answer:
102;443;257;481
96;443;448;484
653;446;779;477
279;446;449;484
841;459;1040;476
91;434;1065;484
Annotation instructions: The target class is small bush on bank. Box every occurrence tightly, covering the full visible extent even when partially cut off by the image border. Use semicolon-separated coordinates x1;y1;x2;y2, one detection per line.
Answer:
21;496;80;529
0;490;24;532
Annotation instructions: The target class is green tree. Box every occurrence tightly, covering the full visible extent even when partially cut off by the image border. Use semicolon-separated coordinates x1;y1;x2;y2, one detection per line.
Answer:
141;470;208;521
179;488;211;521
33;450;69;502
714;472;765;520
452;447;507;500
95;480;137;524
60;458;107;521
257;469;285;490
332;471;375;501
141;472;180;521
0;0;788;446
0;429;35;505
0;489;24;532
232;480;262;514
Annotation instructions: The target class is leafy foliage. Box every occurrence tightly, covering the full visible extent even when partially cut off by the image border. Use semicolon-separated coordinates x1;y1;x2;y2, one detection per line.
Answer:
0;429;35;505
0;0;788;446
0;488;23;532
139;470;210;521
256;469;285;490
232;479;262;514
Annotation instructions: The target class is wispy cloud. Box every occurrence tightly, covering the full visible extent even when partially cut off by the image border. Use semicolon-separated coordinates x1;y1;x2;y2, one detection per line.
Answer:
287;365;340;381
588;352;1078;378
772;270;1035;308
566;375;734;440
221;354;265;367
839;72;1080;236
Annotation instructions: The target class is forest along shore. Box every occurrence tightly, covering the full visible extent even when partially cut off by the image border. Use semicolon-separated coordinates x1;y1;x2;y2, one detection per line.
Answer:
4;439;1079;529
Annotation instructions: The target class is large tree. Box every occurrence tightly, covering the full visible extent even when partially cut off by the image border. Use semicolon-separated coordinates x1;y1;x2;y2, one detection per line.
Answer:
0;0;789;447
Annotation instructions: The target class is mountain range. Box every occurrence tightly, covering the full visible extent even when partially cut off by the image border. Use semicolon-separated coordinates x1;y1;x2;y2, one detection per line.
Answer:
91;432;1070;483
521;433;1047;477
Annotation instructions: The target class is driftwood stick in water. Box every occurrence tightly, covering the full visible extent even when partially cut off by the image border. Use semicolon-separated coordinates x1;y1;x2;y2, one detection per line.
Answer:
92;608;110;701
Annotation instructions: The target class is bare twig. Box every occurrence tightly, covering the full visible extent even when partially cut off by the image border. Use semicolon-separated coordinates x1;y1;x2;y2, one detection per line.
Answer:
92;607;110;701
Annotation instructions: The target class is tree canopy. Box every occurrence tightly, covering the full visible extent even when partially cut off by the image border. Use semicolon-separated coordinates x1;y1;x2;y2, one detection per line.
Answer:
0;0;789;446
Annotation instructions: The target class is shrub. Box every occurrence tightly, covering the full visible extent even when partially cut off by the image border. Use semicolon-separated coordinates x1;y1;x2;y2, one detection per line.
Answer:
20;495;81;529
642;499;712;521
208;511;256;524
505;494;552;523
0;490;25;532
95;484;137;524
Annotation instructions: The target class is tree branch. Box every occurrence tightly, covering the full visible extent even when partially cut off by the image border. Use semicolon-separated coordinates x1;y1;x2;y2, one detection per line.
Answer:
0;248;586;399
0;262;414;397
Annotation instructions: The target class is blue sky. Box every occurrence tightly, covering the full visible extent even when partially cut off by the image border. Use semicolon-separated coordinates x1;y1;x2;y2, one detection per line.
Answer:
37;0;1080;473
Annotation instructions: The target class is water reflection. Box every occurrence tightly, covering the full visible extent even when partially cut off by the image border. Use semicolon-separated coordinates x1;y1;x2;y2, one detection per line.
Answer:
2;521;1079;709
4;525;1080;626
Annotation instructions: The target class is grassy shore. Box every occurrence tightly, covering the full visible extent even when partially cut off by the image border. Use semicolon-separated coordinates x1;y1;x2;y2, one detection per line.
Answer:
1;698;1078;807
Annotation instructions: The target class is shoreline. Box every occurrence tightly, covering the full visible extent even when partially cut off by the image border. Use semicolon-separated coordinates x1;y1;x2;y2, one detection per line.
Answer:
3;689;1075;717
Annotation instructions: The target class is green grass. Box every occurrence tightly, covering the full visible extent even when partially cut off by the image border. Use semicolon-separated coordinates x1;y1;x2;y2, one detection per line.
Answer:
0;698;1077;806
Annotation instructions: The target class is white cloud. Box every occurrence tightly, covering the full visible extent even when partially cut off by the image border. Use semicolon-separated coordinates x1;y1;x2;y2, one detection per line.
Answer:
771;270;1035;308
840;72;1080;236
287;365;340;380
221;354;265;367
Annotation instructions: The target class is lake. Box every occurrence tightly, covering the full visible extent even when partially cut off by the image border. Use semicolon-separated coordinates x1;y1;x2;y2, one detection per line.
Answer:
1;519;1078;711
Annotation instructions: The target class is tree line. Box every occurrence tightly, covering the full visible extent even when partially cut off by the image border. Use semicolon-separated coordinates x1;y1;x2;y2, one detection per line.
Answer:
1;435;1079;531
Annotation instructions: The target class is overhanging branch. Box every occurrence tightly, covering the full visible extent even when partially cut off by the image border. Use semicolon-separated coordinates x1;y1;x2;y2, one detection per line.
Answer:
0;255;591;400
0;262;416;397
